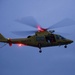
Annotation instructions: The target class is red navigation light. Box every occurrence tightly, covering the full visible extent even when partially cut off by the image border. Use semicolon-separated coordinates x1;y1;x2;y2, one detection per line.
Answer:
8;38;12;46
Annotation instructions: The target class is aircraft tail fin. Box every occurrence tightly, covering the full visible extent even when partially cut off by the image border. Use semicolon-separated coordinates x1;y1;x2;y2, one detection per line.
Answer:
0;33;7;42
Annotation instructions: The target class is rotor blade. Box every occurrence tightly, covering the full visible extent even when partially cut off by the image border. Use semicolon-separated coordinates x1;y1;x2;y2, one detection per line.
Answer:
12;30;37;36
47;18;75;29
15;16;40;28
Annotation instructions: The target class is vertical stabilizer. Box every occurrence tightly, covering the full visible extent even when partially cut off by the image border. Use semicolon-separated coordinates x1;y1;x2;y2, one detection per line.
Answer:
0;33;7;42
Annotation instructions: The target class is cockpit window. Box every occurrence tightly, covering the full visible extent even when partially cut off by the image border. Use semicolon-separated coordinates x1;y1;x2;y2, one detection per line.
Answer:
45;34;56;43
59;35;65;40
56;35;59;40
55;35;65;40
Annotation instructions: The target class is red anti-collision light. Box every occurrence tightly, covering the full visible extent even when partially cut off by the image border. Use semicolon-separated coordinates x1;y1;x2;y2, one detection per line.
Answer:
37;25;47;32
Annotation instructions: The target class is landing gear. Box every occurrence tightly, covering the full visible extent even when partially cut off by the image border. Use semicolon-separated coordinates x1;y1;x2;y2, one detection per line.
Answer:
64;45;67;48
39;49;42;53
38;43;42;53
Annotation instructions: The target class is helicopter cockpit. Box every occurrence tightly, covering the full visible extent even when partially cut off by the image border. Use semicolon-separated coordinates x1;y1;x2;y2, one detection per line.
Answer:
45;34;66;43
45;34;56;43
55;35;66;40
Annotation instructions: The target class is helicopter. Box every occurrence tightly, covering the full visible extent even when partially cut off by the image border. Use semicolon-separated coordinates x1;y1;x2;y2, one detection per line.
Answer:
0;16;75;53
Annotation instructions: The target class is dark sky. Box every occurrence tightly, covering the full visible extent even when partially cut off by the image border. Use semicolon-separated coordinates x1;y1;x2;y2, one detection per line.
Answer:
0;0;75;75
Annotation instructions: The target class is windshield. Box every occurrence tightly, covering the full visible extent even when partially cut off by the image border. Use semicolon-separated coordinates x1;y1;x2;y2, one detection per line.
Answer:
56;35;65;40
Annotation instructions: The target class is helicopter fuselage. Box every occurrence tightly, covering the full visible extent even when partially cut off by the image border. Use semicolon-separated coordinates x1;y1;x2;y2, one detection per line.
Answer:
0;31;73;53
7;31;73;48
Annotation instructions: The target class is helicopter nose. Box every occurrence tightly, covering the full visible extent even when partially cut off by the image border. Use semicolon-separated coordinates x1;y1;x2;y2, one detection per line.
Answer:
67;40;73;44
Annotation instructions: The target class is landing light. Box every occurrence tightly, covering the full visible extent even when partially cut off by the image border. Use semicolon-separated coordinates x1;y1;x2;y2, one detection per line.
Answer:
18;44;22;47
18;44;26;47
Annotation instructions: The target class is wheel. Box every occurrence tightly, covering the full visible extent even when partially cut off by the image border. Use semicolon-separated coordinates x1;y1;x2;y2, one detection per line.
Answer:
39;50;42;53
64;45;67;48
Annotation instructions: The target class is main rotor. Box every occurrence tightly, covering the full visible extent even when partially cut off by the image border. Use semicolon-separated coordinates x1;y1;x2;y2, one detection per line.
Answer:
13;16;75;36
